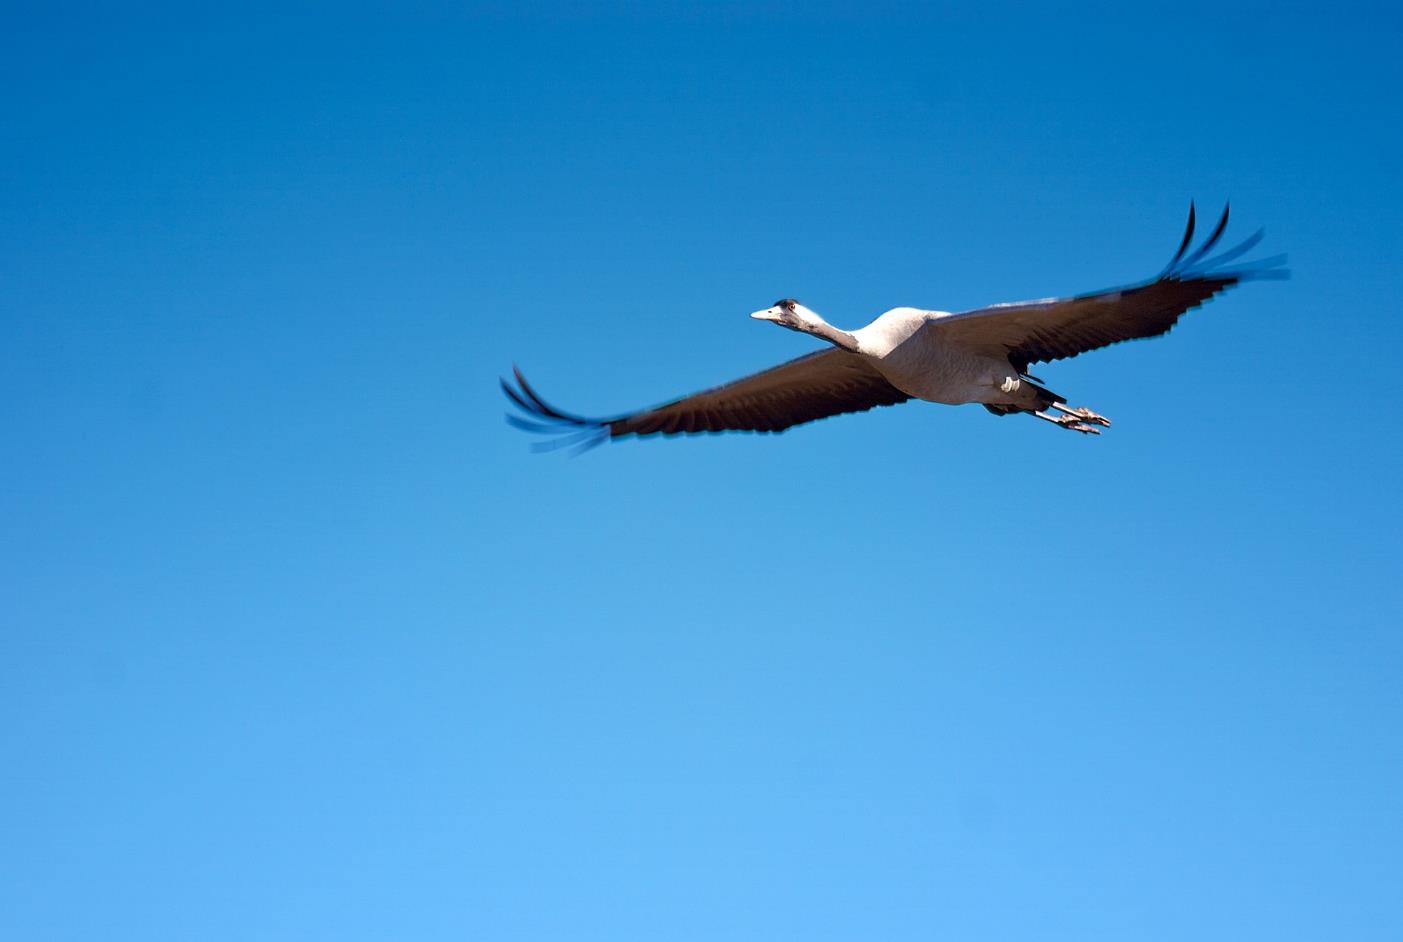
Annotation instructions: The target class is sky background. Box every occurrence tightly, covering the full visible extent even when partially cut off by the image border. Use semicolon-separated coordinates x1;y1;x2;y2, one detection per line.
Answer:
4;2;1402;939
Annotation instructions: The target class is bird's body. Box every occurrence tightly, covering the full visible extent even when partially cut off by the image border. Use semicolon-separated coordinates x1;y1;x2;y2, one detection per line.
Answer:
854;307;1027;407
503;204;1286;450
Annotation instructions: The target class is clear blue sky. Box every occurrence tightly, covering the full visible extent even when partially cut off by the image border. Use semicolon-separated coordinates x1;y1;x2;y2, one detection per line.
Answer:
4;3;1401;939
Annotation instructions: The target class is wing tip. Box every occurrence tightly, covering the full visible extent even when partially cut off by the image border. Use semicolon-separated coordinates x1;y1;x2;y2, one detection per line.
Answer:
501;366;613;454
1162;200;1286;281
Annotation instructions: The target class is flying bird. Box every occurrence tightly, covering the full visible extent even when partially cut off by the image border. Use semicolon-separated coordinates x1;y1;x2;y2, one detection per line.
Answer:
503;204;1285;451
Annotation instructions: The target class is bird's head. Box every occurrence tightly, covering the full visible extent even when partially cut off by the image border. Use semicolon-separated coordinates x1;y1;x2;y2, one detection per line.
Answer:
750;298;821;334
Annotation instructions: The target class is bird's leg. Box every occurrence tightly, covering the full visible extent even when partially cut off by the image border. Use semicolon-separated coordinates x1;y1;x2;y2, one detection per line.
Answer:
1034;410;1101;435
1050;403;1112;427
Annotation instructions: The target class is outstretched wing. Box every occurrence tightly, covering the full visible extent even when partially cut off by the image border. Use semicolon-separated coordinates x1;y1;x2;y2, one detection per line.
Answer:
502;348;911;452
926;204;1288;374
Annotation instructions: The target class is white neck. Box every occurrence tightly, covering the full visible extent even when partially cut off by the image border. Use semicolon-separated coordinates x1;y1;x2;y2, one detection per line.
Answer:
795;308;860;353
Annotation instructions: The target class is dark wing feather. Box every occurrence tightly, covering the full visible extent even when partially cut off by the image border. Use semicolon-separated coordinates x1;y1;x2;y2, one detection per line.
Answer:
502;348;911;451
928;203;1287;373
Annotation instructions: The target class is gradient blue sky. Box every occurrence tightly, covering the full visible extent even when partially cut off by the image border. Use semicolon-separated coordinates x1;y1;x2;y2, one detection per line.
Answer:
4;3;1402;939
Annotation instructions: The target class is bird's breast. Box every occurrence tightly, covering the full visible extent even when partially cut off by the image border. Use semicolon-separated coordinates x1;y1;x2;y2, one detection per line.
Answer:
871;336;1009;405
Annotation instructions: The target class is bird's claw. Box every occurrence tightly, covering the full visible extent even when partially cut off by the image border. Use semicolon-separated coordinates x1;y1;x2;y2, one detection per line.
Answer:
1051;413;1101;434
1064;406;1112;427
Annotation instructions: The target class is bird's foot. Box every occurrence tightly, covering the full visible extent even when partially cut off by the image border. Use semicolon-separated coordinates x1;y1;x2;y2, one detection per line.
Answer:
1056;405;1112;427
1035;410;1102;434
1054;415;1101;435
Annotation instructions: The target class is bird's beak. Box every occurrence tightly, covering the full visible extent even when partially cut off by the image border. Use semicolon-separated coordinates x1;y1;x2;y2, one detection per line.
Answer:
751;307;781;322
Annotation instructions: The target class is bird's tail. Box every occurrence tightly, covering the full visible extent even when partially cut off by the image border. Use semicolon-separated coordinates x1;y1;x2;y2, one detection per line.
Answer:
1019;375;1066;410
982;376;1064;416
